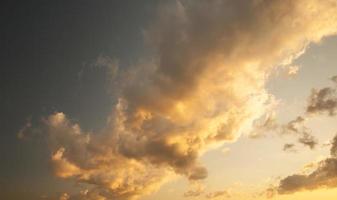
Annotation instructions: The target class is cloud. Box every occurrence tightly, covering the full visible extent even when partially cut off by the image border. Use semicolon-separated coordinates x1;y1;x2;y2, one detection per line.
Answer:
280;116;319;150
297;131;318;149
35;0;337;199
251;114;319;150
276;134;337;194
205;189;231;199
286;65;300;77
278;158;337;194
270;77;337;195
221;147;231;155
183;183;205;198
249;111;278;138
17;118;32;140
282;116;306;134
283;143;296;153
250;113;319;150
46;113;172;200
78;55;118;83
183;185;230;199
306;83;337;116
330;134;337;157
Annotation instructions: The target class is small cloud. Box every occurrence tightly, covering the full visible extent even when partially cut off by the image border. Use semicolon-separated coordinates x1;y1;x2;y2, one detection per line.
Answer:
281;116;318;150
188;166;208;180
249;111;278;139
282;116;306;134
283;143;297;153
78;54;119;84
16;117;41;140
183;183;205;198
297;131;318;150
221;147;230;155
17;119;32;139
94;55;119;80
286;65;300;77
205;189;231;199
184;189;204;197
306;85;337;116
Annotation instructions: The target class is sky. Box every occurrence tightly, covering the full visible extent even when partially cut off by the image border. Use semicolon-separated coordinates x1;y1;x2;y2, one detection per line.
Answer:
1;0;337;200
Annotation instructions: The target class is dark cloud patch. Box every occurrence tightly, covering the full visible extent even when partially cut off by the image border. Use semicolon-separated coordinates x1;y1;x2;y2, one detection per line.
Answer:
282;116;306;134
298;132;318;150
251;114;319;150
283;143;297;153
306;83;337;116
281;116;319;150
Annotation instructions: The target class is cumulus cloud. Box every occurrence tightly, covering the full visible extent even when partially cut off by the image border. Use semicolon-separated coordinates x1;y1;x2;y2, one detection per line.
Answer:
34;0;337;199
276;134;337;194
